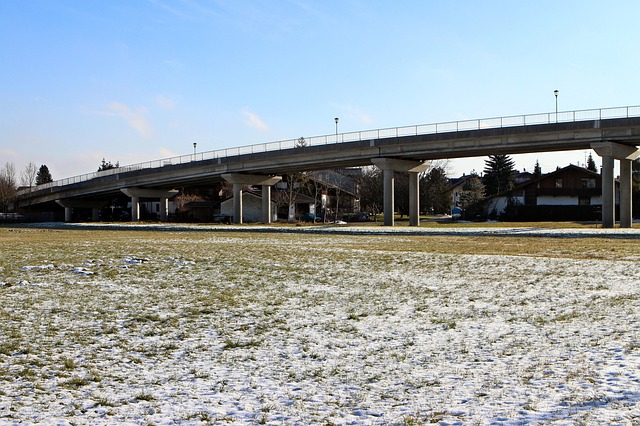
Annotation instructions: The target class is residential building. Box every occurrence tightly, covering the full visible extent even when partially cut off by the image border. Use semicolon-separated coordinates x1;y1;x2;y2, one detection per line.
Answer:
486;165;615;221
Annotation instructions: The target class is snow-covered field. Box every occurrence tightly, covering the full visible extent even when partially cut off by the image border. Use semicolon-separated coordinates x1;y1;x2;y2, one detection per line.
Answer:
1;224;640;425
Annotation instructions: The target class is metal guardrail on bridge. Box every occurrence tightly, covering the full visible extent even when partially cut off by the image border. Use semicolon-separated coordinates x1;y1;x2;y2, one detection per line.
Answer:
18;105;640;196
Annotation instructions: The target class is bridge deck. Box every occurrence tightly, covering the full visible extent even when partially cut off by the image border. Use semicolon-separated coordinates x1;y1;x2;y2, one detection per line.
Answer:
17;108;640;206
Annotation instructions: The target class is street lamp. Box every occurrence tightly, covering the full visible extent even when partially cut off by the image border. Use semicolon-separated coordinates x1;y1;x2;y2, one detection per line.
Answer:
554;90;559;122
334;117;339;142
193;142;197;160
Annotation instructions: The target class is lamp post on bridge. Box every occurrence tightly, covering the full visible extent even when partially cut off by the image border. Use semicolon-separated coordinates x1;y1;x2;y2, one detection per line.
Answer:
193;142;197;161
335;117;339;142
554;90;559;122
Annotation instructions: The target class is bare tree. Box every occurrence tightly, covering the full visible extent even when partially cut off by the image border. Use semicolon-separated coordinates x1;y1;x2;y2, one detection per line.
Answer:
20;162;38;189
173;192;204;212
0;162;17;213
272;172;309;221
358;166;383;221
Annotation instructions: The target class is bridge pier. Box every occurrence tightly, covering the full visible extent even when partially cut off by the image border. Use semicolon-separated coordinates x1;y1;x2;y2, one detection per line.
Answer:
371;158;430;227
591;142;640;228
221;174;282;224
55;199;108;222
121;188;179;222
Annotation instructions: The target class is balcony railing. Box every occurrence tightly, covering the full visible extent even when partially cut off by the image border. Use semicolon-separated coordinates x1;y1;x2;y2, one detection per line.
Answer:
18;104;640;196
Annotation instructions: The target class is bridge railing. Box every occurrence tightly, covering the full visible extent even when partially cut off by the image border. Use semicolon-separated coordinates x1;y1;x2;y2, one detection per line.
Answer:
19;105;640;196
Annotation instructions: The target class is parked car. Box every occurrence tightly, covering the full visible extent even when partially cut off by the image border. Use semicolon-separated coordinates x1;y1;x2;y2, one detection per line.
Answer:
212;214;232;224
298;212;317;222
342;212;371;222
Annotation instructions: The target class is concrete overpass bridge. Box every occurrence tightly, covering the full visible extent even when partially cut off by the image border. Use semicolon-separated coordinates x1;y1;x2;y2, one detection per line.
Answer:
17;105;640;228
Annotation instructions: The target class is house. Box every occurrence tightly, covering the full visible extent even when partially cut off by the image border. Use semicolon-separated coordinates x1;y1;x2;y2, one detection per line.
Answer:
486;165;616;221
449;174;477;212
271;169;362;221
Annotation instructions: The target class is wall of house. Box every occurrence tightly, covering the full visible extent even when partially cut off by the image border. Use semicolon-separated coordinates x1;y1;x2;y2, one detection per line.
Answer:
536;196;578;206
221;193;275;222
536;195;606;206
537;169;600;190
486;195;525;215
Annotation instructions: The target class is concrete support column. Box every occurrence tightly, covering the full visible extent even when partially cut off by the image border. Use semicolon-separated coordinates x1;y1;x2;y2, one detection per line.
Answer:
620;159;633;228
64;207;72;222
409;172;420;227
131;196;140;222
601;156;615;228
383;169;395;226
262;185;272;224
372;158;431;227
232;183;243;224
592;142;640;229
222;173;282;225
92;208;100;222
159;197;169;222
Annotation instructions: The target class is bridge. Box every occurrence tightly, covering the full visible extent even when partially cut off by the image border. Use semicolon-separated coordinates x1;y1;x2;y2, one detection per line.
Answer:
17;105;640;228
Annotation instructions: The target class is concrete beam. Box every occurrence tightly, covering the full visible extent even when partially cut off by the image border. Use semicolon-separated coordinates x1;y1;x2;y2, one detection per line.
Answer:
591;142;640;160
121;188;179;199
221;173;282;186
371;158;431;174
55;199;108;209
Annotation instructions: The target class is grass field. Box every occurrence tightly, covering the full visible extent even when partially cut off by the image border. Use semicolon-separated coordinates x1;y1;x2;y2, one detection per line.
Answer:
1;224;639;424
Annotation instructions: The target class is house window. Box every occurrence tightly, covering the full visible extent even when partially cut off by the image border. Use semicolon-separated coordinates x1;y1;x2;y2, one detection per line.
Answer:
579;196;591;205
581;178;596;189
555;178;563;188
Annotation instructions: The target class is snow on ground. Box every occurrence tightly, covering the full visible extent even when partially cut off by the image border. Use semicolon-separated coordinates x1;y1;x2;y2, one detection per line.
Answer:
1;225;639;425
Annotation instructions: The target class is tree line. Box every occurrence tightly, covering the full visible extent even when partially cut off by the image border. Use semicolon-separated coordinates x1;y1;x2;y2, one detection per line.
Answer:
0;163;53;213
1;157;121;214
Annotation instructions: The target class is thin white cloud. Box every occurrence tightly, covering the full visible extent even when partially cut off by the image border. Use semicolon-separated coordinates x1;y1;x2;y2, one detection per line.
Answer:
155;95;175;110
242;109;269;132
106;102;154;138
333;104;374;126
159;147;177;158
0;147;18;159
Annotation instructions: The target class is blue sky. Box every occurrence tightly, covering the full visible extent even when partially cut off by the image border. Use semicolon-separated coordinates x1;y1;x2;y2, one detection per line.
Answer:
2;1;640;180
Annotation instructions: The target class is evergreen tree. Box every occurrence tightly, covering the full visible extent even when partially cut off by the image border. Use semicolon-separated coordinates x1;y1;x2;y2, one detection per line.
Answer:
586;153;597;172
35;165;53;185
424;166;450;214
534;160;542;177
482;154;515;196
459;175;485;219
98;158;119;172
